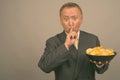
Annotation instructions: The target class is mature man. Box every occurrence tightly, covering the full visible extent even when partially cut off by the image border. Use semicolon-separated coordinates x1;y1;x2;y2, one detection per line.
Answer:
38;2;109;80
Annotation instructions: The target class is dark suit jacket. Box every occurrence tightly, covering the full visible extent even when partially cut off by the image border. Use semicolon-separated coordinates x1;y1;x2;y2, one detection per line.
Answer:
38;30;109;80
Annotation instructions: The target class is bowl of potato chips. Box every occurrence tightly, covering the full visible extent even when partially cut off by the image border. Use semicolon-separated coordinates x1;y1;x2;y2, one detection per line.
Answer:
86;46;116;62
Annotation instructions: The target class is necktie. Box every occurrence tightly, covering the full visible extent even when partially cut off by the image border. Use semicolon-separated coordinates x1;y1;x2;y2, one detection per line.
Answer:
74;39;78;49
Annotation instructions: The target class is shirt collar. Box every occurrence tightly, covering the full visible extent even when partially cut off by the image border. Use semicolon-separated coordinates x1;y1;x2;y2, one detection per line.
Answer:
77;31;80;40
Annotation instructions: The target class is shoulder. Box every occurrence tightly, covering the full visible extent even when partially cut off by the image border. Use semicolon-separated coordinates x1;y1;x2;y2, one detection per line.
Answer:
80;30;100;45
46;32;65;43
46;34;58;43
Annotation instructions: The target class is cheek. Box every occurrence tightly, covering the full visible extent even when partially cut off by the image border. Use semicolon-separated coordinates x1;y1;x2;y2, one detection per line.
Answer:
76;20;82;26
62;24;67;30
62;23;68;29
75;21;80;27
74;21;81;30
61;19;67;26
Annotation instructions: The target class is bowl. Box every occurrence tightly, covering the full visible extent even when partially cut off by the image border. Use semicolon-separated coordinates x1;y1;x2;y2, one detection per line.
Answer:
86;52;117;62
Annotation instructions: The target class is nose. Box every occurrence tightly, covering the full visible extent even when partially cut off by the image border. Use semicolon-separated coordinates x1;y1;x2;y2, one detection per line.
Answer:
68;19;74;28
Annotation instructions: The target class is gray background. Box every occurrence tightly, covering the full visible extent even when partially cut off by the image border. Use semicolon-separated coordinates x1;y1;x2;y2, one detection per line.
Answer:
0;0;120;80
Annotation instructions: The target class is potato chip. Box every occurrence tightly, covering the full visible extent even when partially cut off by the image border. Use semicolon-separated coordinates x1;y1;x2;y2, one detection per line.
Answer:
86;46;114;56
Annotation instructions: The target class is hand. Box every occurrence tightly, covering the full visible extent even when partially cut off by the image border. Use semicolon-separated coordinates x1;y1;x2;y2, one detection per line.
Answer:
64;29;78;48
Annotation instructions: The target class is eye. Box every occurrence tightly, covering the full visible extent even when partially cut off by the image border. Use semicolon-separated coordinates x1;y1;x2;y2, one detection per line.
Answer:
72;16;77;21
63;17;69;21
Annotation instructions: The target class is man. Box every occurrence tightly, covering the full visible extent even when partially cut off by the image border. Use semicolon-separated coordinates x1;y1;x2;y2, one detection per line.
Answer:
38;2;109;80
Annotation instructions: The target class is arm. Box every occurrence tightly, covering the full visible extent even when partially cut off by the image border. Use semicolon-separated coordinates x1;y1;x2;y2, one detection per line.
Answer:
38;38;70;73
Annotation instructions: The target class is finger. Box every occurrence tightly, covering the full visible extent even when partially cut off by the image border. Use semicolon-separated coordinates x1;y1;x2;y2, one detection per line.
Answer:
69;29;73;39
105;61;110;64
72;33;77;39
74;35;77;39
89;60;97;64
89;59;92;62
70;28;73;33
93;61;97;64
98;61;102;65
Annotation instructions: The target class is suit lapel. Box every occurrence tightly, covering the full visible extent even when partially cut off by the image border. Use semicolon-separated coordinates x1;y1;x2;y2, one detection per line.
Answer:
78;31;85;52
56;31;66;44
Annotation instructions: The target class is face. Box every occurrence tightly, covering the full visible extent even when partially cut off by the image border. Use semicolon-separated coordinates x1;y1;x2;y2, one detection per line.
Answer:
60;7;83;33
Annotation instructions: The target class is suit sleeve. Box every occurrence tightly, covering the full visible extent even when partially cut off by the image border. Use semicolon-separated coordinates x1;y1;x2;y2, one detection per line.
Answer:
38;38;70;73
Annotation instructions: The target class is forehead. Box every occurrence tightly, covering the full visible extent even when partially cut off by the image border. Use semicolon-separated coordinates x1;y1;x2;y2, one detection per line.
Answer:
61;7;81;16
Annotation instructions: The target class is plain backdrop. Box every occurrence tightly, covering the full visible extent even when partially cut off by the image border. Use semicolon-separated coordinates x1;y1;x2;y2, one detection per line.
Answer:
0;0;120;80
